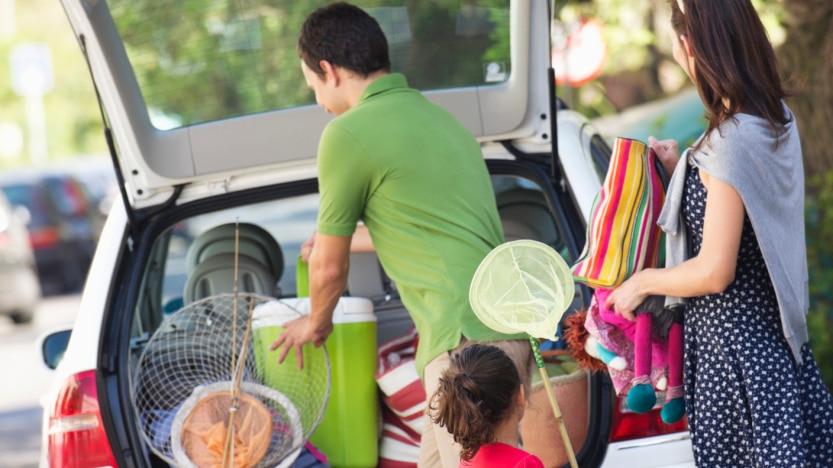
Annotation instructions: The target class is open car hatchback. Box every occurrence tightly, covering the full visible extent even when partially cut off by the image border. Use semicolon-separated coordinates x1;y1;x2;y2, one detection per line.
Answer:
41;1;695;467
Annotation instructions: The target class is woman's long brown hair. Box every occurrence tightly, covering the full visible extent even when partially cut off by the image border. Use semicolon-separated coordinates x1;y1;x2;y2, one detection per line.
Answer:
671;0;792;150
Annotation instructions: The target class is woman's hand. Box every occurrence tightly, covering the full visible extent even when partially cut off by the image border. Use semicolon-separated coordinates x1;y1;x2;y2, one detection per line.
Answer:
604;270;651;322
649;136;681;176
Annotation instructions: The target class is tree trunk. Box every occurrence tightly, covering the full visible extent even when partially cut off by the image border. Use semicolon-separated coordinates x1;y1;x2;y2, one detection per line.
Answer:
777;0;833;177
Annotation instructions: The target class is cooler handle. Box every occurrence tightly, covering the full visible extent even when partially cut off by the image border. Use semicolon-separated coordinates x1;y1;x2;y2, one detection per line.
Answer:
297;254;309;297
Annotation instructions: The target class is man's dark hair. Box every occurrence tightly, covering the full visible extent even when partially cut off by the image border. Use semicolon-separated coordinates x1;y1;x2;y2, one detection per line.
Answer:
298;2;391;78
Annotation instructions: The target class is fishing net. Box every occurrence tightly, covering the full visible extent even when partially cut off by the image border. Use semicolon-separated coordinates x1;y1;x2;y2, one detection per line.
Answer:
132;293;329;467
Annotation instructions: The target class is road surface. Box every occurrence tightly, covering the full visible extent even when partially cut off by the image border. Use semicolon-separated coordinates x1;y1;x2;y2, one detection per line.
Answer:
0;295;80;468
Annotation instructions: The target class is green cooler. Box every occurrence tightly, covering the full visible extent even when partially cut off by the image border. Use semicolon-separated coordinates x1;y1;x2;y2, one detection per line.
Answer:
283;296;379;468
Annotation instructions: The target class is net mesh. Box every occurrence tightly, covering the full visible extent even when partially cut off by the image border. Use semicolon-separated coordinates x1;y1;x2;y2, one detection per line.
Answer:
469;240;575;339
132;293;329;467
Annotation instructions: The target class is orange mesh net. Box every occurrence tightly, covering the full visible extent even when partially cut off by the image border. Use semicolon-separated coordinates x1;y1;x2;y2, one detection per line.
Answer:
180;391;273;468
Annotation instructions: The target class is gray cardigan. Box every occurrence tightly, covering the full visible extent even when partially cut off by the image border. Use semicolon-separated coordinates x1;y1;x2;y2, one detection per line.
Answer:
658;103;808;364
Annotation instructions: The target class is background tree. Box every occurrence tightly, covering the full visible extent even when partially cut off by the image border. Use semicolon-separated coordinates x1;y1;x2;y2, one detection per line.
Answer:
780;0;833;390
777;0;833;175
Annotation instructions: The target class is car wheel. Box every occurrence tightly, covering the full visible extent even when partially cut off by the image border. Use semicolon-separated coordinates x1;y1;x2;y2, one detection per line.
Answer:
61;255;87;293
10;309;34;325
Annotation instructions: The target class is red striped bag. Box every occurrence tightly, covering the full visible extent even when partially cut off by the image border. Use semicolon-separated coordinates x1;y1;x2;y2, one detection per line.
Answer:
376;327;423;468
571;137;666;288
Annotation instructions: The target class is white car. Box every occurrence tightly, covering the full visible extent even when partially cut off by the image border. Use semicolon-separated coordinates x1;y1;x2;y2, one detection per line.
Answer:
40;1;694;467
0;189;40;325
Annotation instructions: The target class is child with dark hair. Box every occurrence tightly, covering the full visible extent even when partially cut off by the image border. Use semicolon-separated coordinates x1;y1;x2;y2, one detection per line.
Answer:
429;344;544;468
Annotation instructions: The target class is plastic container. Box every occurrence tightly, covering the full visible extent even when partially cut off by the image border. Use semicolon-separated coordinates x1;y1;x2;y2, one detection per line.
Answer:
281;296;379;468
251;300;331;440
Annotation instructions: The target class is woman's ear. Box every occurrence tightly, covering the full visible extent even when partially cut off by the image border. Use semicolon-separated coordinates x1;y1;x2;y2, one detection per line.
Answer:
680;35;693;57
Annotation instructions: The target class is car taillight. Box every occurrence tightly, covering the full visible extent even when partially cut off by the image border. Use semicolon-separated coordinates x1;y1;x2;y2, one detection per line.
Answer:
48;370;118;468
30;226;60;250
609;395;688;442
0;231;11;247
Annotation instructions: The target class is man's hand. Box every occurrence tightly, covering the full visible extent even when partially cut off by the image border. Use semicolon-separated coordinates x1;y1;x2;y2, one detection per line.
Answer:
269;315;333;369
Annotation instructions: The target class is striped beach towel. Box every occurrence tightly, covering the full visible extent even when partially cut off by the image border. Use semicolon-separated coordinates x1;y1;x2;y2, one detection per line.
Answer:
572;137;666;288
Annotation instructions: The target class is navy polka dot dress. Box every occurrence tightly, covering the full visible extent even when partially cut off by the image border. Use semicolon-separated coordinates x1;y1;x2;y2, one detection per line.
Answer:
682;163;833;467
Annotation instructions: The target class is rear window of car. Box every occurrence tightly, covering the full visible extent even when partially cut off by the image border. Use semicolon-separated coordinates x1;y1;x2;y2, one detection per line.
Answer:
108;0;511;130
0;183;51;227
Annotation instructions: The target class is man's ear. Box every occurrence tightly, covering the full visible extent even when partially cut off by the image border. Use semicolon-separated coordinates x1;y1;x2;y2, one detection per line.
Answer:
319;60;340;85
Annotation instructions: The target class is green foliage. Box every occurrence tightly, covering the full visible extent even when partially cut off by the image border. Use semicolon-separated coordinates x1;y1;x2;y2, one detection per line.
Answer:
805;172;833;391
105;0;510;129
0;0;107;166
558;0;656;74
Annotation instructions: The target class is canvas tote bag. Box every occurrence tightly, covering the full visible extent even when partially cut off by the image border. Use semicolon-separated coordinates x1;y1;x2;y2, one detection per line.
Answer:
572;137;666;288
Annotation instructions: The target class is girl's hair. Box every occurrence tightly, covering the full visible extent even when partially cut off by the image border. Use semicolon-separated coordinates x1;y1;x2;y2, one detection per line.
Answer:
671;0;792;150
429;344;522;461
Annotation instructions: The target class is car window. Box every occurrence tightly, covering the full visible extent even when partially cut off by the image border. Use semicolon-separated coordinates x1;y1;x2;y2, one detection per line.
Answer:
0;183;52;228
107;0;510;130
158;193;319;312
41;176;89;218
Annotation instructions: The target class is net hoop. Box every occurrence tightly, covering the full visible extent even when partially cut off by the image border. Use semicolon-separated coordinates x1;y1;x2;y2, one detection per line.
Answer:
469;239;575;339
170;381;303;467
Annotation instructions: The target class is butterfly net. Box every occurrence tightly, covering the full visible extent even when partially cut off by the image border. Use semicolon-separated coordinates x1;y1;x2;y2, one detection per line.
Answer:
469;240;575;339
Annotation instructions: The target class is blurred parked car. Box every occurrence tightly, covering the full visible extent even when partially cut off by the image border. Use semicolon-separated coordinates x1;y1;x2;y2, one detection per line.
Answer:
0;169;99;295
0;189;41;324
55;157;119;237
592;87;707;147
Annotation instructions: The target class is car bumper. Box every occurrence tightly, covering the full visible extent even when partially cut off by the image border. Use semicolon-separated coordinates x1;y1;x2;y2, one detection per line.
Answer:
602;432;695;468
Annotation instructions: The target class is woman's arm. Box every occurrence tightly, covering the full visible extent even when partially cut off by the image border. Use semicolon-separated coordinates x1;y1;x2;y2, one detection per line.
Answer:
300;224;375;262
605;170;745;320
349;224;375;253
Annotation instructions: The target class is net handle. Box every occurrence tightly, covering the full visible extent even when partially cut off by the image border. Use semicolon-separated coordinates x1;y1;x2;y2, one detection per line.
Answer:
529;336;578;468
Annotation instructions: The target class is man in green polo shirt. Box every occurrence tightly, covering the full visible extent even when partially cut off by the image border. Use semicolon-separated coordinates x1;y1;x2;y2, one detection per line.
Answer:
269;3;532;466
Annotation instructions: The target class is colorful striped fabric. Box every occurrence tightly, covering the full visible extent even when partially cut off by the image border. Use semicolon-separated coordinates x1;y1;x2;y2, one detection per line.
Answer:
572;138;666;288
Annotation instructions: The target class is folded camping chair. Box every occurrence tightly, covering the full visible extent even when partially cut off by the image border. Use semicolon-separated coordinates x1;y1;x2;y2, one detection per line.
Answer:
183;253;279;304
185;222;284;284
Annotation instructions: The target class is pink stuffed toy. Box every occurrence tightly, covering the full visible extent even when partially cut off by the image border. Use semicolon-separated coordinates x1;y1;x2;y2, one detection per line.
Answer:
566;137;684;423
582;289;684;424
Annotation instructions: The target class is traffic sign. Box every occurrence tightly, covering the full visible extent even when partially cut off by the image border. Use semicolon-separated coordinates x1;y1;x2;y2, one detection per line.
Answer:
10;43;54;97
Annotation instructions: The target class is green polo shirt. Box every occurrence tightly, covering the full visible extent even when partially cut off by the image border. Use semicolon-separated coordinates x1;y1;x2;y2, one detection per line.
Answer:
316;73;521;373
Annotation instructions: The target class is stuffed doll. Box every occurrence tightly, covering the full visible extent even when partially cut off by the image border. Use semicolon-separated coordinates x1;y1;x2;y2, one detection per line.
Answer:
567;137;685;424
564;293;685;424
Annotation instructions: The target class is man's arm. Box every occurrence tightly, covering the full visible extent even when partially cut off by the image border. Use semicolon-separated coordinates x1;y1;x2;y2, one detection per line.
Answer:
270;232;351;368
300;224;374;262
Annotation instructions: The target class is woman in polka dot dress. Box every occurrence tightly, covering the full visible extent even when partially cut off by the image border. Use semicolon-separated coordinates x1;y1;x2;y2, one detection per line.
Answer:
605;0;833;466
